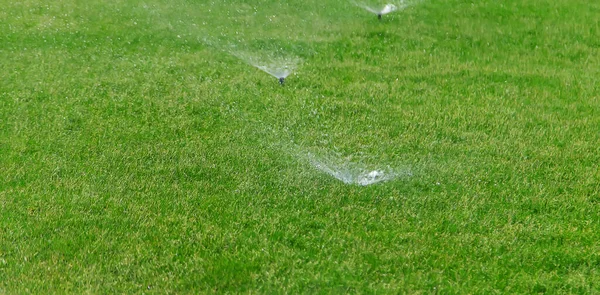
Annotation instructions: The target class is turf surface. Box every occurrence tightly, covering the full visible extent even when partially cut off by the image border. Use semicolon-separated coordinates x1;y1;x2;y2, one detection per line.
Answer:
1;0;600;293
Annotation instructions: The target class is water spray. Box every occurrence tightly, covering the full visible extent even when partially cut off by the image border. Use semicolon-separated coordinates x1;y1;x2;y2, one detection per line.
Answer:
305;151;411;186
228;50;300;85
352;2;408;19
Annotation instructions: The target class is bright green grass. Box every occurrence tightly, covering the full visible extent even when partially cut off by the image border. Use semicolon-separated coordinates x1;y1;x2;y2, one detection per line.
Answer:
1;0;600;293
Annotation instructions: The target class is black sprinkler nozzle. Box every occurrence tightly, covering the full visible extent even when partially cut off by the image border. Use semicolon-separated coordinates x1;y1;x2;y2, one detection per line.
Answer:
377;14;382;20
279;77;285;85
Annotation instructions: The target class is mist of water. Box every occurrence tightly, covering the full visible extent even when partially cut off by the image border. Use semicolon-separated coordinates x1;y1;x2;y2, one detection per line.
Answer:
201;37;301;83
230;50;300;80
306;151;411;186
352;1;411;16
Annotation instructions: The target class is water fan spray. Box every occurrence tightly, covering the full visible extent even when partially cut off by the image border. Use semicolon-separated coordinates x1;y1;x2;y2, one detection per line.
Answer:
228;50;300;85
352;1;409;19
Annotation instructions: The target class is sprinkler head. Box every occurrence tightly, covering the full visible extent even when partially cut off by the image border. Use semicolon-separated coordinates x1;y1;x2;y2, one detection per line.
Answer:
279;77;285;85
378;14;382;20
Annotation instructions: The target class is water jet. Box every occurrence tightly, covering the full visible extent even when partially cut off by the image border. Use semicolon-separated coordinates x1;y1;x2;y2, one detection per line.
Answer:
306;151;411;186
229;50;300;85
353;1;409;19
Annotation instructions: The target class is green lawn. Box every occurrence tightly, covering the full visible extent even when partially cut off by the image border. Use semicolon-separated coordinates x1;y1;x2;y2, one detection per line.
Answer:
1;0;599;293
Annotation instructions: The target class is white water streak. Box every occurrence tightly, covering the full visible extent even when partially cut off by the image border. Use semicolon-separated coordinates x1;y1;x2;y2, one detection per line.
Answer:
352;1;411;15
306;152;410;186
230;50;300;79
200;37;301;79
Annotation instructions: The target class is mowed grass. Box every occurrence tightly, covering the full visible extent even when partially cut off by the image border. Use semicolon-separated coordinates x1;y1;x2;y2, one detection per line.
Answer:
1;0;600;293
